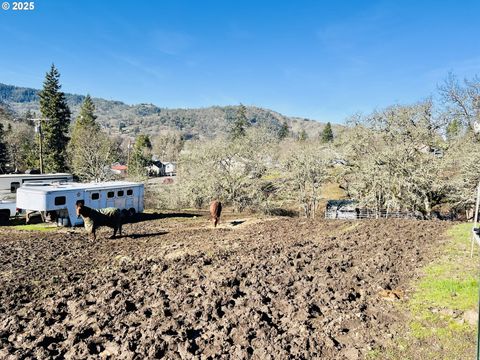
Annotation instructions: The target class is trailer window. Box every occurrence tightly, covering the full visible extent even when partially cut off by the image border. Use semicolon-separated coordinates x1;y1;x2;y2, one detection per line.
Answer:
54;196;66;206
117;190;124;197
127;189;133;196
10;182;20;193
91;193;99;200
107;191;114;198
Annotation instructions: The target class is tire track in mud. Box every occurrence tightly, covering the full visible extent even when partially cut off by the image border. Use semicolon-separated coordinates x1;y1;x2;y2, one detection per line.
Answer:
0;218;447;359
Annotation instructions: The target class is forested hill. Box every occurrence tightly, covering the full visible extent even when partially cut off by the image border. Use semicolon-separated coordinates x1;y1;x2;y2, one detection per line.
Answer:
0;83;336;139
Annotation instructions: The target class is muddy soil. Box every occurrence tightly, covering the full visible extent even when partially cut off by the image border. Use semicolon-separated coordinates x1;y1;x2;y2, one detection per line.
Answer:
0;215;447;359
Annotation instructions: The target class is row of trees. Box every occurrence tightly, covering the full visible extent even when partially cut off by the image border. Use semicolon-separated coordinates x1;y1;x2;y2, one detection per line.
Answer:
337;74;480;218
161;118;336;216
164;74;480;219
338;101;444;217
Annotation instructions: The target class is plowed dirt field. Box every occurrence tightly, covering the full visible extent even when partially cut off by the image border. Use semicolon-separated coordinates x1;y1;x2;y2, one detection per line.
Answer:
0;214;447;359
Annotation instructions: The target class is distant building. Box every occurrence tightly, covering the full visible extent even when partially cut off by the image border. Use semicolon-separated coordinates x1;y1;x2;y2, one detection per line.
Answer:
111;163;128;177
145;160;177;177
164;162;176;176
146;161;165;177
325;200;359;219
325;199;417;220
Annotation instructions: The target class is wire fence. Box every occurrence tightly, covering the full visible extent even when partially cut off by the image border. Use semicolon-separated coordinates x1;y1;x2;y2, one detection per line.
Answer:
325;209;417;220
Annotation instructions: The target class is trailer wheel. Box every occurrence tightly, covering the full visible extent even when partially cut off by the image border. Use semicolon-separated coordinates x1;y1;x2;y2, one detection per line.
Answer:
128;208;136;217
0;210;10;225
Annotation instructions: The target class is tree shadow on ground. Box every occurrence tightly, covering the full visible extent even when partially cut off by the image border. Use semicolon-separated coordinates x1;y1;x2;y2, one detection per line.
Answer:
129;212;203;224
230;220;246;226
267;208;299;217
125;231;169;239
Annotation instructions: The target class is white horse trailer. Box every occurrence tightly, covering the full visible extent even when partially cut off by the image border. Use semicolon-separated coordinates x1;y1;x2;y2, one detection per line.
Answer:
0;173;73;198
16;181;144;226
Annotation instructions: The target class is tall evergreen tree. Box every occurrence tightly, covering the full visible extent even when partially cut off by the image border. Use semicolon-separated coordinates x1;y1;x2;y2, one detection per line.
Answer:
230;104;249;139
278;121;290;140
0;123;9;173
67;95;117;181
69;94;99;151
39;64;71;172
321;122;334;143
76;95;98;129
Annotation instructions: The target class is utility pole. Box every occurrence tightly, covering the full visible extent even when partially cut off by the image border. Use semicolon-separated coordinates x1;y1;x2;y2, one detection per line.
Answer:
126;139;132;177
472;182;480;257
32;118;50;174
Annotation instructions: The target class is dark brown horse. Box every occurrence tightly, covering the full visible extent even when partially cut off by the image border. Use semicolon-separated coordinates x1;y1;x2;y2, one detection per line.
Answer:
76;201;123;240
209;201;222;227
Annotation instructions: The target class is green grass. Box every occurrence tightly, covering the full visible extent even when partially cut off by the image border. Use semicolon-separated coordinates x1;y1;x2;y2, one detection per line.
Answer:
413;277;477;312
411;223;478;312
262;170;282;181
374;222;478;359
11;223;58;232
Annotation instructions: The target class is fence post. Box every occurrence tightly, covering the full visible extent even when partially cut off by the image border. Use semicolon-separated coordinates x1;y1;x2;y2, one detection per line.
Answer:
471;182;480;258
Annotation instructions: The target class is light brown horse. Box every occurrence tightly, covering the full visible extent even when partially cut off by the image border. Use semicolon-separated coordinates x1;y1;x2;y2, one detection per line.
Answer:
209;201;222;227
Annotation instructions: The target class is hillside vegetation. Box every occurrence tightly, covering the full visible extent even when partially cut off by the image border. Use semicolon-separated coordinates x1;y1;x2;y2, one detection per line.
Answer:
0;83;336;140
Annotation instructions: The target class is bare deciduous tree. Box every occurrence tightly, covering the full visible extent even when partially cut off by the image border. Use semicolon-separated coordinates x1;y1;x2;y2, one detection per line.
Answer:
5;122;37;172
440;133;480;217
341;102;445;217
280;141;333;218
69;126;118;182
439;73;480;131
177;128;277;211
152;132;184;162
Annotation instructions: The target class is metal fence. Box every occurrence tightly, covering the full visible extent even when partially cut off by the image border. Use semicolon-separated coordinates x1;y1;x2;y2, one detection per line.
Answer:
325;209;417;220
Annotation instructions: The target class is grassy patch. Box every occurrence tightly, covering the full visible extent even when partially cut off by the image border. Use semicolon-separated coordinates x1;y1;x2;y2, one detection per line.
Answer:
320;182;346;200
413;276;477;312
339;222;360;234
12;224;58;232
262;170;282;181
377;222;478;359
411;223;478;312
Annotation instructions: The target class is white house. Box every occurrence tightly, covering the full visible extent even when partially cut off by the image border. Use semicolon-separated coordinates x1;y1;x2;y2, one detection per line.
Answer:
164;162;177;176
146;161;165;177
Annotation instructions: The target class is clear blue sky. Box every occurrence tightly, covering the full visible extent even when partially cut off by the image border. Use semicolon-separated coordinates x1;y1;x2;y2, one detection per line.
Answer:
1;0;479;122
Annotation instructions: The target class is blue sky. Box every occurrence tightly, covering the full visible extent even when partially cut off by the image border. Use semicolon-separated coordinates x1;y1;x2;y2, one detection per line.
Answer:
1;0;479;123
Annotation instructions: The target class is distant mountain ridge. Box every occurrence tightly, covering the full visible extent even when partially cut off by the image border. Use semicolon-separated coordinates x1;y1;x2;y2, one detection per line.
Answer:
0;82;336;139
